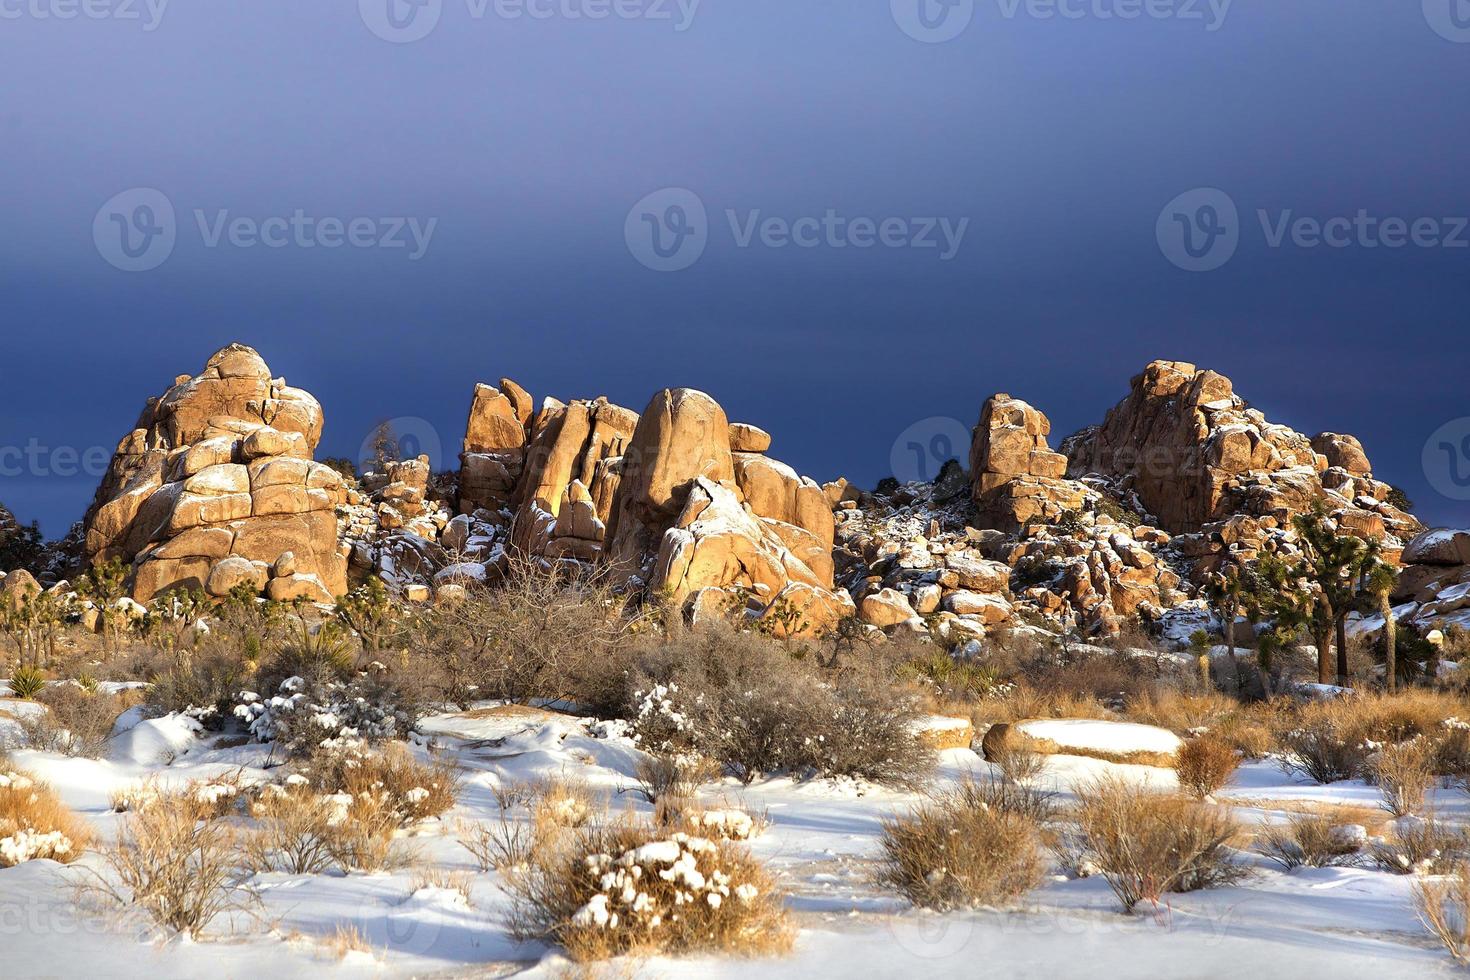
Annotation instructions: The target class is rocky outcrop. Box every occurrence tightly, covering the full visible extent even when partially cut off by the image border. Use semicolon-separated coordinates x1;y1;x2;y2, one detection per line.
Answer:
1389;529;1470;635
969;394;1086;533
1062;360;1420;548
81;345;348;603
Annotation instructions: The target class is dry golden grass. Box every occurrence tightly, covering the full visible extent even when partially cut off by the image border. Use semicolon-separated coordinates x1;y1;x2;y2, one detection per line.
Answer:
1371;814;1470;875
1124;689;1239;735
325;923;372;960
1072;776;1248;912
1174;737;1240;798
304;742;459;827
0;766;92;866
876;779;1047;910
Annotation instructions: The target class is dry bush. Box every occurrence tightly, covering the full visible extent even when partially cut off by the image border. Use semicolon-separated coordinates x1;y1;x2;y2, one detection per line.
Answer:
1370;737;1437;817
0;767;91;866
418;559;637;709
1071;777;1248;912
1416;863;1470;965
1353;690;1466;744
109;773;248;821
326;923;372;960
1212;707;1280;760
1275;699;1369;784
1174;737;1240;798
19;684;135;758
244;781;338;874
625;622;932;787
302;741;459;826
1371;814;1470;875
975;746;1057;822
504;818;791;961
876;780;1047;910
630;753;717;805
1256;812;1365;870
458;814;533;873
85;787;251;937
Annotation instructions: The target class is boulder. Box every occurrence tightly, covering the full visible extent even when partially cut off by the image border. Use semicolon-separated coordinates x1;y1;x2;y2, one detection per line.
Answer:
860;588;918;628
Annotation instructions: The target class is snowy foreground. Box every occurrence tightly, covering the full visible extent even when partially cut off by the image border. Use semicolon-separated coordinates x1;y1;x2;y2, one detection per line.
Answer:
1;702;1463;980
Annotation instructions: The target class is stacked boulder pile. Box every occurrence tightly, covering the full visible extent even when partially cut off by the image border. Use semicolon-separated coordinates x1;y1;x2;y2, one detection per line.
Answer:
1064;360;1420;581
1390;529;1470;635
80;345;348;603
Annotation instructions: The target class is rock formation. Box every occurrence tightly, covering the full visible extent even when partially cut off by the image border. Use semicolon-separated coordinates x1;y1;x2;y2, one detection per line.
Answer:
969;394;1086;533
81;344;348;603
1390;528;1470;635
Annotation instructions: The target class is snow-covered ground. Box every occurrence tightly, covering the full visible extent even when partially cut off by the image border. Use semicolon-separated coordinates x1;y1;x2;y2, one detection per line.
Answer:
1;699;1463;979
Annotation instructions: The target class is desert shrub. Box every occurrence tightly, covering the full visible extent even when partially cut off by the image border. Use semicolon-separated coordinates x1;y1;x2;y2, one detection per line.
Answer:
503;818;791;961
630;752;718;806
1174;737;1240;798
459;814;533;873
975;745;1057;822
300;741;459;826
625;623;932;787
682;806;765;842
980;682;1113;726
1370;737;1438;817
6;664;46;699
243;781;339;874
1257;812;1365;870
876;781;1047;911
0;767;91;866
899;649;1012;702
323;788;406;873
417;560;637;709
86;787;250;937
1371;814;1470;875
528;775;595;831
1071;777;1248;912
1275;700;1369;784
143;649;252;726
233;668;422;757
1416;863;1470;965
1212;706;1280;760
21;684;132;757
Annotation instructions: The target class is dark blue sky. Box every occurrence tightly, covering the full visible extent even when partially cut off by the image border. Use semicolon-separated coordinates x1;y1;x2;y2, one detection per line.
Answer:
3;1;1468;535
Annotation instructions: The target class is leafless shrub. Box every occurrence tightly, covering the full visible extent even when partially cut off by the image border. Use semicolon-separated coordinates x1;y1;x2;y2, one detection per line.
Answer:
20;685;132;758
243;782;338;874
1370;737;1438;817
458;815;534;873
1371;814;1470;875
876;782;1047;911
83;787;252;937
1256;812;1365;870
1072;777;1248;912
1416;863;1470;965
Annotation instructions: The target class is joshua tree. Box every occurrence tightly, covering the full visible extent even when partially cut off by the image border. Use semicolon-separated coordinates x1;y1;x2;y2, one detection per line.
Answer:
1362;559;1399;691
1203;561;1251;690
